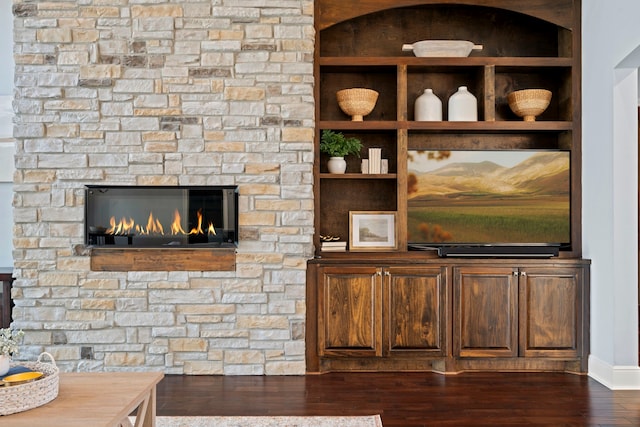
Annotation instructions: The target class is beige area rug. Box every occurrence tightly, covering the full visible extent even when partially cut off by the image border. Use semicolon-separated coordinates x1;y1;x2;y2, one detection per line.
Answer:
133;415;383;427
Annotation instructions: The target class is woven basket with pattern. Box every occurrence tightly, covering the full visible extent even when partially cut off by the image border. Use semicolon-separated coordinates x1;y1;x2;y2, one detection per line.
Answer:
507;88;552;121
0;352;59;416
336;88;379;121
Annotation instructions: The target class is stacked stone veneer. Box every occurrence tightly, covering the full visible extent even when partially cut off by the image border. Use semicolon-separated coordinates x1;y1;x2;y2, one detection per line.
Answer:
11;1;315;375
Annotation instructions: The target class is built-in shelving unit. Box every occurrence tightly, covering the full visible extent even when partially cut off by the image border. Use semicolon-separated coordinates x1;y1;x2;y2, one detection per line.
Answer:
313;1;581;257
307;0;588;374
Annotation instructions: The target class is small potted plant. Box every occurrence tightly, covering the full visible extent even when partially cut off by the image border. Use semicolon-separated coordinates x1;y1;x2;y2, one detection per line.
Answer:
0;328;24;376
320;130;363;174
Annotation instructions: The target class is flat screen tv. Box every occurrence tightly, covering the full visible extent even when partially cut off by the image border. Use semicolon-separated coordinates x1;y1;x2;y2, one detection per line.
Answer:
407;149;571;257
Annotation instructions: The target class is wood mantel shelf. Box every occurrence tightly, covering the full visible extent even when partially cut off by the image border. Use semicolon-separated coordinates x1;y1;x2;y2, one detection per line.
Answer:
90;248;236;271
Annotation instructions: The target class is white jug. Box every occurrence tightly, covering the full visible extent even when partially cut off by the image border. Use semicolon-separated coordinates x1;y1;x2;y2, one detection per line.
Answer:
414;89;442;121
448;86;477;121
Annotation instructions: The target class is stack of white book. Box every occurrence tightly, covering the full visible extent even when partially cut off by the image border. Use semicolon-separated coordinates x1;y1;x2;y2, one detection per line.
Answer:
361;148;388;174
321;240;347;252
368;148;382;174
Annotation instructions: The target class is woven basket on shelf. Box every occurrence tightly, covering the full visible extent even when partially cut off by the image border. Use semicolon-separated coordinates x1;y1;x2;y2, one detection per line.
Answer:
507;88;552;122
336;88;379;121
0;352;59;416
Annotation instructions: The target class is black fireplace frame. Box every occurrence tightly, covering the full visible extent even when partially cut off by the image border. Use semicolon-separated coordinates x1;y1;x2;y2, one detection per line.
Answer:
84;185;239;249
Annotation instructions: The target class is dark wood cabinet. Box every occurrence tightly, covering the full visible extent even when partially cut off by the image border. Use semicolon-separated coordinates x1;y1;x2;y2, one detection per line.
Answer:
307;258;589;374
317;265;447;359
0;269;13;328
453;265;586;360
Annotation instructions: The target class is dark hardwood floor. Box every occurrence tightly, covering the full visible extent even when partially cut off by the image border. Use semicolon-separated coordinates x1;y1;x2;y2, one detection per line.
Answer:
156;372;640;426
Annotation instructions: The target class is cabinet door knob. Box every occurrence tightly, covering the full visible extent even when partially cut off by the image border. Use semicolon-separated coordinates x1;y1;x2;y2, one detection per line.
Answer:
513;271;519;276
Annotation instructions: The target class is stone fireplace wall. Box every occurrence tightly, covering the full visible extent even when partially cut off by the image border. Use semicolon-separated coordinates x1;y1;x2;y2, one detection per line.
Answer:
11;0;315;374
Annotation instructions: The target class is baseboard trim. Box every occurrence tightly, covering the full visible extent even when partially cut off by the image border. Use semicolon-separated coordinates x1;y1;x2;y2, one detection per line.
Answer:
589;355;640;389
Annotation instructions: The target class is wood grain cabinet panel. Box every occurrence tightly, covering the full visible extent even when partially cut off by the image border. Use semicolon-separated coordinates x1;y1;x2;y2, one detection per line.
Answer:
318;266;383;357
386;266;447;355
453;267;518;358
519;268;582;357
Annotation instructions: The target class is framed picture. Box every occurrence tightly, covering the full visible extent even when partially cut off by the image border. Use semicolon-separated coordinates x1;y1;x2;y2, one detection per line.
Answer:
349;211;398;251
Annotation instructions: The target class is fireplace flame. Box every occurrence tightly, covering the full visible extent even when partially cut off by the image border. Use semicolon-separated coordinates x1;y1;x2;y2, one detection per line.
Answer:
189;209;204;235
108;216;136;235
170;210;187;235
106;209;216;237
142;212;164;235
188;209;217;236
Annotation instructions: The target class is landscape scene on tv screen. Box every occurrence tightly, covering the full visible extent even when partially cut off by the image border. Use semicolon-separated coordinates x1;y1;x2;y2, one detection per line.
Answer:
407;150;570;246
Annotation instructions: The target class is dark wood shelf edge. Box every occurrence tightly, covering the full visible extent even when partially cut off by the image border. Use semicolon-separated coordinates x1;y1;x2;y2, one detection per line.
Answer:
318;121;399;130
319;56;573;67
312;252;590;265
319;173;397;179
406;121;573;132
319;121;573;132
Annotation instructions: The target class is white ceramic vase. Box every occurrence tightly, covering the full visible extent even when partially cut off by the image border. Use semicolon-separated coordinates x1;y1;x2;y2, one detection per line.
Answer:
414;89;442;121
0;354;10;376
448;86;477;121
327;157;347;174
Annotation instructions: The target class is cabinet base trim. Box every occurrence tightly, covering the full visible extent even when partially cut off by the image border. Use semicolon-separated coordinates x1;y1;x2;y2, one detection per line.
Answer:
313;357;586;375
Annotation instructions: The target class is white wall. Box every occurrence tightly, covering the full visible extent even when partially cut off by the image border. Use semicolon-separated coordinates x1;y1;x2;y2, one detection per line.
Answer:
0;1;12;95
0;1;13;268
583;0;640;389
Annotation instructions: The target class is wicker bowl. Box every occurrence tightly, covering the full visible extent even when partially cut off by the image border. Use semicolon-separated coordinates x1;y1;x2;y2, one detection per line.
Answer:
336;88;379;121
0;352;59;416
507;89;552;121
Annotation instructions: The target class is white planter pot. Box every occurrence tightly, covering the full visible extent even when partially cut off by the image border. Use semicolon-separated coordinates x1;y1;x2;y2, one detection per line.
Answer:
327;157;347;174
0;354;10;376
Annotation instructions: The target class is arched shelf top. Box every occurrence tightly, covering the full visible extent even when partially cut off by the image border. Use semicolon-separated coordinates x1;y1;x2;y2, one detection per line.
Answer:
316;0;576;31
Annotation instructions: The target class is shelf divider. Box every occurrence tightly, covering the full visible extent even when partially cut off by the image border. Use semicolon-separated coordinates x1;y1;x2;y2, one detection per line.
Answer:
397;64;408;121
484;65;496;122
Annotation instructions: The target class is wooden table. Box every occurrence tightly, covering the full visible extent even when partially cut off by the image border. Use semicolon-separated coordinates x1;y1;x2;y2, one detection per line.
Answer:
4;372;164;427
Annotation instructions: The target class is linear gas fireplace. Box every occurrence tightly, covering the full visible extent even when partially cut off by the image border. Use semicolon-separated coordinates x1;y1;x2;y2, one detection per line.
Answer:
85;186;238;248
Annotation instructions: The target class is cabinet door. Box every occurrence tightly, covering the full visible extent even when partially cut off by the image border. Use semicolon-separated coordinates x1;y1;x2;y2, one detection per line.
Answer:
519;267;581;357
318;266;382;357
385;266;447;356
454;266;518;358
